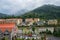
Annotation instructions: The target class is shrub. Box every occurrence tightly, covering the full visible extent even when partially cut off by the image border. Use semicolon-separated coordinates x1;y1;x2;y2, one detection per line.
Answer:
53;28;60;37
46;29;52;34
32;38;34;40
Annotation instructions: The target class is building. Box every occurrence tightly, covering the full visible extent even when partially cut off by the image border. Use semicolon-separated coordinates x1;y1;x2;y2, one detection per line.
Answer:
0;19;6;21
37;20;45;26
0;18;23;25
25;18;34;23
16;18;23;25
25;18;40;26
33;18;40;23
0;19;6;23
5;18;23;25
47;19;58;25
0;23;18;40
38;27;54;33
25;18;34;26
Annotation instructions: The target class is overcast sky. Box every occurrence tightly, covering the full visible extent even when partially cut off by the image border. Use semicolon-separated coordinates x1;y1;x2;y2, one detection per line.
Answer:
0;0;60;15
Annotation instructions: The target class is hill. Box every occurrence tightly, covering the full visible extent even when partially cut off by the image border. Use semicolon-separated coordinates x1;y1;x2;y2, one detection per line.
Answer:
0;13;8;18
20;5;60;19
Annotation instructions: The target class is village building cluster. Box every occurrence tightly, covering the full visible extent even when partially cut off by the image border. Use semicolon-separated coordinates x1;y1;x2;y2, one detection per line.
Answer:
0;18;59;40
0;18;58;26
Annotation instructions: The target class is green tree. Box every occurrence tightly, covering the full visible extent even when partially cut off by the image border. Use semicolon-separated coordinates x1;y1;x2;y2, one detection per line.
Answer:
32;27;35;33
53;27;60;37
32;38;34;40
46;29;52;34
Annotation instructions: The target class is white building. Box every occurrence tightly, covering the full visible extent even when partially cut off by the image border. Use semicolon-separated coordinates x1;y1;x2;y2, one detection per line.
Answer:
47;19;58;25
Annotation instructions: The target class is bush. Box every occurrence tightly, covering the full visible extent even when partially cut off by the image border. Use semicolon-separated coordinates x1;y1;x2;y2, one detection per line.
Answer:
2;37;5;40
32;38;34;40
53;28;60;37
46;29;52;34
39;29;52;35
16;38;24;40
26;38;30;40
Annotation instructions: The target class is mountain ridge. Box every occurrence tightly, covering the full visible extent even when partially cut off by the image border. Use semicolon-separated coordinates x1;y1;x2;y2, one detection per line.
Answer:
0;4;60;19
0;13;8;18
20;4;60;19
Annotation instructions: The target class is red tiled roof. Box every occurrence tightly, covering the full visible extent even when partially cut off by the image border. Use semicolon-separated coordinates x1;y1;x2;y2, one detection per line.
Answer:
0;23;15;32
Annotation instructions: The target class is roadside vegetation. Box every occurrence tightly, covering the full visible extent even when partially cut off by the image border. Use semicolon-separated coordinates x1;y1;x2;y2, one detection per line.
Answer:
53;27;60;37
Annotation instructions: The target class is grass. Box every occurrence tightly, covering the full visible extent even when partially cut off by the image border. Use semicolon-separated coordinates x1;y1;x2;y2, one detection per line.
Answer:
16;38;24;40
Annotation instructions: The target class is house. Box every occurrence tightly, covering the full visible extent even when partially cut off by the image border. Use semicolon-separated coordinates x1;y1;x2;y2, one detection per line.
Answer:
33;18;40;23
17;30;23;38
47;19;58;25
6;18;23;25
21;22;27;26
38;27;54;33
25;18;40;26
16;18;23;25
25;18;34;26
0;19;6;21
0;19;6;23
6;19;16;23
0;18;23;26
37;20;45;26
25;18;34;23
0;23;18;40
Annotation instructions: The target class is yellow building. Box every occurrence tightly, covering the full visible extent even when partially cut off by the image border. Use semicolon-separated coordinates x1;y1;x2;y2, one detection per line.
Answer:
25;18;34;23
33;18;40;23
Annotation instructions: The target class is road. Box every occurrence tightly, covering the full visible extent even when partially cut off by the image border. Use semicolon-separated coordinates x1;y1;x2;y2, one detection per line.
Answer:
47;35;60;40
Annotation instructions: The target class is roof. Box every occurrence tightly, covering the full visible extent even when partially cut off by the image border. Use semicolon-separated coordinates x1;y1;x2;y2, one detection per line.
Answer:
10;18;22;19
0;23;15;32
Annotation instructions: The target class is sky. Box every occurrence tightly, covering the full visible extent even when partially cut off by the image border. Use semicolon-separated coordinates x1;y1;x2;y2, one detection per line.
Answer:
0;0;60;15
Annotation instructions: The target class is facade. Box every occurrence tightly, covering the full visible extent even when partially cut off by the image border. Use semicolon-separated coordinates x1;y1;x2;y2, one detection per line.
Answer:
25;18;40;26
0;19;6;21
6;18;23;25
47;19;58;25
25;18;34;23
33;18;40;23
25;18;34;26
25;18;40;22
38;27;54;33
0;18;40;26
0;23;18;40
37;21;45;26
17;19;23;25
0;18;23;26
0;19;6;24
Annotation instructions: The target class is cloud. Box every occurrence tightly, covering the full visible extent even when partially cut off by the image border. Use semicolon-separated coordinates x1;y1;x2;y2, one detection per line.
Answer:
0;0;60;15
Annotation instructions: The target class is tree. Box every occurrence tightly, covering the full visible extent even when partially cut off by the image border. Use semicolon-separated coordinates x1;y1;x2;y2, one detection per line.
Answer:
53;27;60;37
32;38;34;40
32;27;35;31
46;29;52;34
26;38;30;40
33;22;37;25
32;27;35;33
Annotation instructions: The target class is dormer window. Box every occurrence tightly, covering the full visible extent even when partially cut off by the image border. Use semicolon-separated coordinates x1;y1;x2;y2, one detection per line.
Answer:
0;29;3;37
0;29;2;34
4;29;10;35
